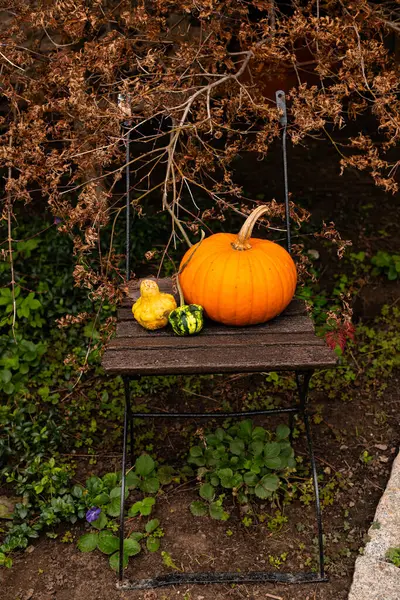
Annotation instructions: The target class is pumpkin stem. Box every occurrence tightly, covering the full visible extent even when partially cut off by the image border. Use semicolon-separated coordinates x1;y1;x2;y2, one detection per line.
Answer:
232;205;270;251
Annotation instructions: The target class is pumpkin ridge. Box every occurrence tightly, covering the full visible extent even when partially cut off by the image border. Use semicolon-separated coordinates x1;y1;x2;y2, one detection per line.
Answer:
274;249;296;309
215;249;236;324
233;250;242;325
190;246;228;308
275;249;296;301
286;251;298;292
259;245;286;311
246;251;255;326
252;249;270;323
182;246;222;304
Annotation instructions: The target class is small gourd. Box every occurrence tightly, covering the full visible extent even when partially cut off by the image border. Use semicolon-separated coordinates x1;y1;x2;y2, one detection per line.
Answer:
168;303;204;336
132;279;177;330
168;239;205;336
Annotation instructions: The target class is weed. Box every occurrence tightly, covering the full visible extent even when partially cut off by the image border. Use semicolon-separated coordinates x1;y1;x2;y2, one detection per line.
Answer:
386;548;400;567
187;421;296;518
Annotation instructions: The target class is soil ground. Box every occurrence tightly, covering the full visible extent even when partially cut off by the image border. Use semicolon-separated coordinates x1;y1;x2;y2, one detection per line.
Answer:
1;134;400;600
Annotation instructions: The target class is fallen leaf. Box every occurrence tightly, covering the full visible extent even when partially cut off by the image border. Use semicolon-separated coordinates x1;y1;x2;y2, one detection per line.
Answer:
0;496;21;520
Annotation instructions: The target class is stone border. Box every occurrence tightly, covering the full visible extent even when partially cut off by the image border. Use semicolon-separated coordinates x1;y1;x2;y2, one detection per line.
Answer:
349;451;400;600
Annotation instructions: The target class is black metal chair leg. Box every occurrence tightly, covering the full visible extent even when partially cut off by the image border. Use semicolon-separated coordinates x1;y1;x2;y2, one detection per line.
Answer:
303;411;325;579
296;370;326;580
289;412;294;445
119;377;130;582
126;382;134;466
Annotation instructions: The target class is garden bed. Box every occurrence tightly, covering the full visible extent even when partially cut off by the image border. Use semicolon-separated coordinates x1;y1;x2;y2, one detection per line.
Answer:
1;137;400;600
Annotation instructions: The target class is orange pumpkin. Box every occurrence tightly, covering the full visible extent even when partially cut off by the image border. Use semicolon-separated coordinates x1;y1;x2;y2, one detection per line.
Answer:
179;205;297;326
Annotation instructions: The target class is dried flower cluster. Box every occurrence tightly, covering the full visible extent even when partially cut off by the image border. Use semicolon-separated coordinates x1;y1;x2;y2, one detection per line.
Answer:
0;1;399;299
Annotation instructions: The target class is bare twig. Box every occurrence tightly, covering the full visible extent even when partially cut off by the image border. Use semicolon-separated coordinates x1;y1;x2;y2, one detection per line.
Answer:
6;127;16;340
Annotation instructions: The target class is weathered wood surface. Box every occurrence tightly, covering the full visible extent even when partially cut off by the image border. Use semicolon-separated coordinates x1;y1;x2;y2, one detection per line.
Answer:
102;278;337;375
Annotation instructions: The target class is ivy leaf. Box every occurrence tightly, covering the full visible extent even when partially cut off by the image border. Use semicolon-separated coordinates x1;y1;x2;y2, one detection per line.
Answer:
190;501;208;517
135;454;155;477
109;551;129;571
77;533;98;553
199;483;215;501
146;536;160;552
97;531;119;555
145;519;160;534
123;538;141;557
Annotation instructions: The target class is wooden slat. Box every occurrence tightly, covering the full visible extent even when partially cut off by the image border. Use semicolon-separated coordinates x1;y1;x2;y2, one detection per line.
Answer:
102;344;337;375
107;332;325;351
116;313;315;336
102;277;337;376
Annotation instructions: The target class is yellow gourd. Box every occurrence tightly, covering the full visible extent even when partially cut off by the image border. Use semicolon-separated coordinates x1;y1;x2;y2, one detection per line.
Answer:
132;279;177;330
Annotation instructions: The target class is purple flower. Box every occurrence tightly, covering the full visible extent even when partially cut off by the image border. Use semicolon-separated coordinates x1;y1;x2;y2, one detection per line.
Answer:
86;507;101;523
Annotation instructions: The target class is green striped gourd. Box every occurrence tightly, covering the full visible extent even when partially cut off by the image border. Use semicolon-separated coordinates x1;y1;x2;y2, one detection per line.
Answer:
168;304;204;336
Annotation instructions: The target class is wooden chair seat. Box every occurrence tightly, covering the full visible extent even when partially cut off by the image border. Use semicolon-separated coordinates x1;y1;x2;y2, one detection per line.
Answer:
102;278;337;376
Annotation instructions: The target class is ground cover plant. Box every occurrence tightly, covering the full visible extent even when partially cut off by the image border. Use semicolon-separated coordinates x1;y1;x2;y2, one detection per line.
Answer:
1;2;400;599
0;175;399;598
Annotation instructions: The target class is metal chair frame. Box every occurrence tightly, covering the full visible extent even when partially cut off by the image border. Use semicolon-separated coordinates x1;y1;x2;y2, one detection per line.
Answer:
114;91;329;589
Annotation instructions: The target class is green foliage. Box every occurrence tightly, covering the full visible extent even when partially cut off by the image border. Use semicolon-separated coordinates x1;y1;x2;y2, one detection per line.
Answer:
313;305;400;399
188;421;295;519
77;492;164;572
371;251;400;280
268;552;288;569
0;457;78;566
266;511;288;533
161;550;181;571
128;497;155;517
386;548;400;568
71;470;164;571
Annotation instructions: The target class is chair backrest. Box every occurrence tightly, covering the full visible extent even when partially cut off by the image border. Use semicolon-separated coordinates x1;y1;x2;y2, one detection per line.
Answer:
122;89;292;281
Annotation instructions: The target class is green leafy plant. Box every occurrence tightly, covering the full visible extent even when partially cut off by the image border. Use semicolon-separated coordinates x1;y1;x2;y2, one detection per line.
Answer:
386;547;400;568
371;251;400;280
78;517;164;570
161;550;182;571
188;421;295;518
